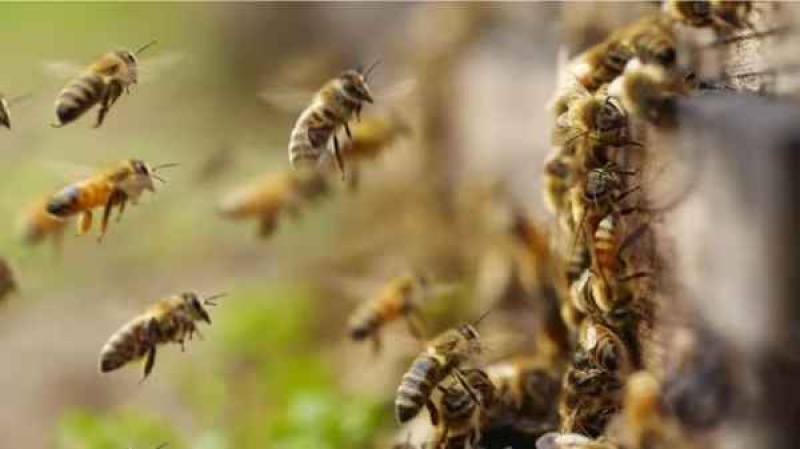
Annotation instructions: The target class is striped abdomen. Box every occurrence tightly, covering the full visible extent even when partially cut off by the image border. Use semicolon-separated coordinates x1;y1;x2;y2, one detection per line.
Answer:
288;106;335;169
348;293;404;340
99;317;155;373
594;214;618;274
46;180;112;217
55;73;106;126
395;352;447;423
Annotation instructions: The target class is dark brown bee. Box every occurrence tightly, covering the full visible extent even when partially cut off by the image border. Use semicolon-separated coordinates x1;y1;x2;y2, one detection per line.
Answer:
52;41;156;128
99;292;224;379
395;321;485;423
432;368;495;449
288;62;378;175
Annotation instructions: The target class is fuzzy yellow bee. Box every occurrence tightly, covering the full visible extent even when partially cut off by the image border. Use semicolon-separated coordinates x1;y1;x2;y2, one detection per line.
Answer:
217;169;329;238
432;368;495;449
288;62;378;175
18;196;68;250
52;41;156;128
99;292;224;379
45;159;175;241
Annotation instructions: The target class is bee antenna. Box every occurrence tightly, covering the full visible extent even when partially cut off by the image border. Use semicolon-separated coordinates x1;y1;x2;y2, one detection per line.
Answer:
152;162;179;171
134;39;158;56
203;292;227;306
152;174;167;184
471;307;494;328
361;59;382;81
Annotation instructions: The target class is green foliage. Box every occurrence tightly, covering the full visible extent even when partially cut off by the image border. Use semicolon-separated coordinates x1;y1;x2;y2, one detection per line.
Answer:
56;409;181;449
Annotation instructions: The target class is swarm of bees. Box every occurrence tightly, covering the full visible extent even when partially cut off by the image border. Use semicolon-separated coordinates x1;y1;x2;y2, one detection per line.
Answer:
0;1;785;447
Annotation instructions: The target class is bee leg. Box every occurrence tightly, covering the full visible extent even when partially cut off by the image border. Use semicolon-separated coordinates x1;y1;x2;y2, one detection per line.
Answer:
94;81;123;129
142;346;157;381
454;369;481;405
116;197;127;223
77;211;93;235
425;398;440;426
344;122;352;140
332;135;346;180
355;104;362;122
347;166;360;192
99;190;124;242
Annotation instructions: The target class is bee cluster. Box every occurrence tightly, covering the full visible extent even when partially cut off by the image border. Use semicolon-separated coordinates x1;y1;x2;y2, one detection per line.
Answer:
1;1;797;448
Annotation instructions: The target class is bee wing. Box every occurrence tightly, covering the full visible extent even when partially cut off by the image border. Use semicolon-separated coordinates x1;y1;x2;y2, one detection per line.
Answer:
327;274;386;302
42;61;84;79
42;160;97;182
137;52;186;85
375;78;417;102
257;87;315;113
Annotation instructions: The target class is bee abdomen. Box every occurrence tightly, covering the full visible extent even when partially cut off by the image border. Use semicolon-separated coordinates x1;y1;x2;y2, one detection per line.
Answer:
46;185;83;217
395;353;444;423
348;309;381;341
99;321;151;373
55;73;105;125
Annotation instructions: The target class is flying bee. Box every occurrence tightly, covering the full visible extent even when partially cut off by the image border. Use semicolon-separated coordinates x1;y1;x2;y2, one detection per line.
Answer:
288;61;379;176
218;169;329;238
51;40;156;128
18;196;68;250
0;258;18;303
99;292;225;379
432;368;495;449
0;92;32;129
342;111;411;164
348;273;430;353
45;159;175;242
487;356;563;434
395;315;488;424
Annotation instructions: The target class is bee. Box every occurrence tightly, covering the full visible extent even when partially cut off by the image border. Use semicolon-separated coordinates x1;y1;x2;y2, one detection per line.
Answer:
487;357;563;434
288;62;378;175
664;1;715;27
52;40;156;128
45;159;175;242
578;318;634;376
553;88;632;168
99;292;225;379
608;59;693;127
217;169;329;238
18;196;68;250
341;111;410;164
559;366;623;437
664;1;754;31
543;152;577;216
536;432;620;449
395;318;486;424
0;258;18;303
348;274;430;353
432;368;495;449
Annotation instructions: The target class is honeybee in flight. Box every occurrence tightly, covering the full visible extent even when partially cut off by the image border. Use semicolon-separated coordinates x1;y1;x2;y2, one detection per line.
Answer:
99;292;225;379
348;273;430;353
18;196;68;251
51;40;156;128
45;159;176;242
395;316;487;424
432;368;495;449
288;62;378;175
217;169;329;238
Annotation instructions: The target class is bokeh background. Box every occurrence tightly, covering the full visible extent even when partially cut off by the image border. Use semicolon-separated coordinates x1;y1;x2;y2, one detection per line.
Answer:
0;2;769;449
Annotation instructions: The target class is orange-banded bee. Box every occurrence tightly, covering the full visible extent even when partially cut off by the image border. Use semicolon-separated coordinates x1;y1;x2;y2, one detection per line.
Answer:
99;292;225;379
52;40;156;128
45;159;175;242
0;258;18;303
217;169;329;238
487;357;563;434
432;368;495;449
18;196;68;250
348;273;430;353
288;62;378;175
395;316;487;423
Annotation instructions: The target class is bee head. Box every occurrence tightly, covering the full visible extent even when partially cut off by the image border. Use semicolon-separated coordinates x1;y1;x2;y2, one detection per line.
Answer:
594;96;626;133
341;67;375;103
128;159;156;192
182;292;212;324
604;43;633;73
